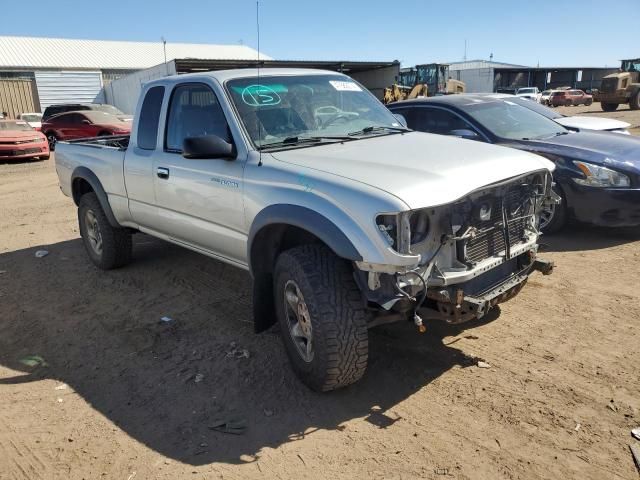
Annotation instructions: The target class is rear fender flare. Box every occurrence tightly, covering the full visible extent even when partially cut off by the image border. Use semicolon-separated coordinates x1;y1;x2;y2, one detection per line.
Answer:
71;166;120;228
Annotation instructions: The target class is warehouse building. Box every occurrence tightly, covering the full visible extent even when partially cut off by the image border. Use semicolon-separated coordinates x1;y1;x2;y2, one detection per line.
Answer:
449;59;618;93
0;36;268;118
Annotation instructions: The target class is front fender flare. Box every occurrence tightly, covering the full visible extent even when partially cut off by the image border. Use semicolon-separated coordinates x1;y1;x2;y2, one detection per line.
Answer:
71;166;121;228
248;204;363;273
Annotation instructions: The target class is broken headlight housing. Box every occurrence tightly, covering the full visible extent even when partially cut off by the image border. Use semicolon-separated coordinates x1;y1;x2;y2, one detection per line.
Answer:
573;161;630;188
376;209;430;254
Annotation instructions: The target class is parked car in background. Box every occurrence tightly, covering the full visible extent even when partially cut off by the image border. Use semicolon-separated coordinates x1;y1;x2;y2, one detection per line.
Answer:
566;89;593;106
42;111;131;149
54;69;556;391
487;94;630;134
42;103;133;122
515;87;541;102
0;119;50;161
18;112;43;130
388;95;640;233
539;90;554;105
549;89;593;107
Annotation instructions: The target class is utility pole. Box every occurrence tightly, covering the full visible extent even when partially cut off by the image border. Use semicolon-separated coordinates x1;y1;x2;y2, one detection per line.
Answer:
464;39;467;61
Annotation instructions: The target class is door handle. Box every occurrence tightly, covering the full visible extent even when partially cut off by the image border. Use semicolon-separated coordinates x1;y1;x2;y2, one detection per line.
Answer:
157;167;170;179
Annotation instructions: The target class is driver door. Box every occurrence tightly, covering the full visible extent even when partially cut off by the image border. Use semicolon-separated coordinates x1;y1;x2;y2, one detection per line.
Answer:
152;82;247;265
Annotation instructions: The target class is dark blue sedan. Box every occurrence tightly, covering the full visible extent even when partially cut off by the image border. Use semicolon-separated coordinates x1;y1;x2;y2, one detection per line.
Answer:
388;95;640;232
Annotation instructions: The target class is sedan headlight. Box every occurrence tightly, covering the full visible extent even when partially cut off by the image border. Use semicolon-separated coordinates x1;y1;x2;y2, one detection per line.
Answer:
573;161;630;188
376;209;430;254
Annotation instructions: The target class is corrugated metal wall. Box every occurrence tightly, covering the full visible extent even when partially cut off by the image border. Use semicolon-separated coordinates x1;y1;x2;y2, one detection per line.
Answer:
0;78;39;117
34;71;103;109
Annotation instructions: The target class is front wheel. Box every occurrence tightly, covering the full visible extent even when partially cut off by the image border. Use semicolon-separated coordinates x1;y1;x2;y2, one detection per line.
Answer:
78;192;132;269
630;93;640;111
539;186;567;234
601;102;618;112
274;245;369;391
46;132;58;151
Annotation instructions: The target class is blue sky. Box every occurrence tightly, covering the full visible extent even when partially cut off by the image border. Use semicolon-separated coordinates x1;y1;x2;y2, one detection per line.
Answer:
3;0;638;68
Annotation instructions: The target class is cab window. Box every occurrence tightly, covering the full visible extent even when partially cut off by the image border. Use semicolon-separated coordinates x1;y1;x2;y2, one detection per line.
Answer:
165;83;230;153
412;107;476;136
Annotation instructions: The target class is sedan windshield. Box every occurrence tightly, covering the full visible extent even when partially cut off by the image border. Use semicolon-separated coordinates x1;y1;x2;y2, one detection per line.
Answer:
506;97;562;119
225;74;406;149
0;121;33;131
464;100;567;140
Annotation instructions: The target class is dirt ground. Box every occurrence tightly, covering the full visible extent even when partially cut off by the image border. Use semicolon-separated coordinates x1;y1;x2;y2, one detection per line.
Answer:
1;145;639;479
555;103;640;135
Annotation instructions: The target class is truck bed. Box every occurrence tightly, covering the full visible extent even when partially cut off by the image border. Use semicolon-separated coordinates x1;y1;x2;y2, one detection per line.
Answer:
65;135;130;150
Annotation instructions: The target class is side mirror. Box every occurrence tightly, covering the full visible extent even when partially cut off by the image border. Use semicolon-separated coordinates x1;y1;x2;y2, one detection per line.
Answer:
449;129;479;140
182;135;235;160
393;113;408;128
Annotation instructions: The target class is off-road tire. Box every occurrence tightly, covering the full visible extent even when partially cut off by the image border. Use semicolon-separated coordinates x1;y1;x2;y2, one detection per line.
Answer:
78;192;132;270
630;93;640;111
601;102;618;112
274;244;368;391
540;185;567;234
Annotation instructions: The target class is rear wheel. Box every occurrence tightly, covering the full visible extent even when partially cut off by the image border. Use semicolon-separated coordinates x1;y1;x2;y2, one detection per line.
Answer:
78;193;132;270
601;102;618;112
274;244;368;391
630;93;640;111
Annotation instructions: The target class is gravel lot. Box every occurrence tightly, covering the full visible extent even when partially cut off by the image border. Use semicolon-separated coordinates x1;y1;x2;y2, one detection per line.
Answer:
1;127;639;479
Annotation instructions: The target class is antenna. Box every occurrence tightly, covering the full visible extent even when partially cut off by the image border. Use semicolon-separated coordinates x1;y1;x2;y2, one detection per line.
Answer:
256;0;263;166
161;37;168;75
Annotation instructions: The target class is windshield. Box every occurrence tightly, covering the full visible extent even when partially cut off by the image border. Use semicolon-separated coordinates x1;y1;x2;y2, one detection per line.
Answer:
622;59;640;72
225;74;405;149
506;96;562;119
93;104;126;116
20;114;42;122
465;100;567;140
517;88;536;94
0;121;34;131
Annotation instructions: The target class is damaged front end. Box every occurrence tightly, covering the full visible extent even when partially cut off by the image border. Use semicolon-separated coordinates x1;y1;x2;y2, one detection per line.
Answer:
355;170;557;328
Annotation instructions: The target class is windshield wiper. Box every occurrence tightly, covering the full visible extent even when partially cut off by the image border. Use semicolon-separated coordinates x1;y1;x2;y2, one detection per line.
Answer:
259;135;353;150
347;125;411;136
522;131;571;141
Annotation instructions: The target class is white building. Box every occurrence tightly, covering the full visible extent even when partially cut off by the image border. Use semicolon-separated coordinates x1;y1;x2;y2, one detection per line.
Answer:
0;36;268;117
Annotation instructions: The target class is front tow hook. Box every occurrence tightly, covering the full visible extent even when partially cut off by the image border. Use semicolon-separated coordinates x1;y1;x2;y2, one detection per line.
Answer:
533;258;554;275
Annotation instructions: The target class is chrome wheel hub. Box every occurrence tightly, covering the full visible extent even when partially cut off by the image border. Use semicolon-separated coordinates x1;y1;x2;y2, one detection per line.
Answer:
284;280;313;362
84;209;103;255
539;199;556;230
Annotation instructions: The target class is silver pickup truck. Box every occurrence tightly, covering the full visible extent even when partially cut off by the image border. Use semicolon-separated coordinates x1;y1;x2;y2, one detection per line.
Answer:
55;68;555;391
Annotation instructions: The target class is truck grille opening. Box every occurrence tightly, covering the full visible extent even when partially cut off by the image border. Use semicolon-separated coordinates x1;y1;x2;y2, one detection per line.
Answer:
600;77;618;94
455;175;542;265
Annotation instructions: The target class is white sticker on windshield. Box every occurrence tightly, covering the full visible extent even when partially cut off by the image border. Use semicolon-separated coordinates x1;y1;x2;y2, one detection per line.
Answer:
329;80;362;92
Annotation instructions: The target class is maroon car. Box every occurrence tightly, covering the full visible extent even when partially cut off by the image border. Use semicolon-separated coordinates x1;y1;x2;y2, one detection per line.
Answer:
549;89;593;107
42;111;131;150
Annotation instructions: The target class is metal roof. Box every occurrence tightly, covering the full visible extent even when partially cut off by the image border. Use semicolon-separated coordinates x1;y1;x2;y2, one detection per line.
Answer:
173;58;400;74
0;36;270;70
448;60;528;70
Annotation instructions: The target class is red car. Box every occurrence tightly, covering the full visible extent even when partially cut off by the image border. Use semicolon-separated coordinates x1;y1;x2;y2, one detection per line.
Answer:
0;120;50;161
42;110;131;150
549;89;593;107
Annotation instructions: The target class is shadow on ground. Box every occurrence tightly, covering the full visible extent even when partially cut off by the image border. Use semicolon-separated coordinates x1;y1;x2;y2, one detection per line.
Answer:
542;224;640;253
0;236;492;466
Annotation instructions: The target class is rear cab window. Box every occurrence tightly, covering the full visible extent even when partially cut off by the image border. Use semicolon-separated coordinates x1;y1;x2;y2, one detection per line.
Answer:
137;86;165;150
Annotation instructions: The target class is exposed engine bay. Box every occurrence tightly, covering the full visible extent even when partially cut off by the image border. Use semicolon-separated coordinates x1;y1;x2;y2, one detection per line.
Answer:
356;170;557;327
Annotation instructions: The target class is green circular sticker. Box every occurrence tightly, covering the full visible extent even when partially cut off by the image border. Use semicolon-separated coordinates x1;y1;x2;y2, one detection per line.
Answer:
241;85;281;107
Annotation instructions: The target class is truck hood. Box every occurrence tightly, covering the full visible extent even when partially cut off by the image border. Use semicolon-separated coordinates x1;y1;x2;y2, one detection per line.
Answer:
270;132;554;209
555;116;630;132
